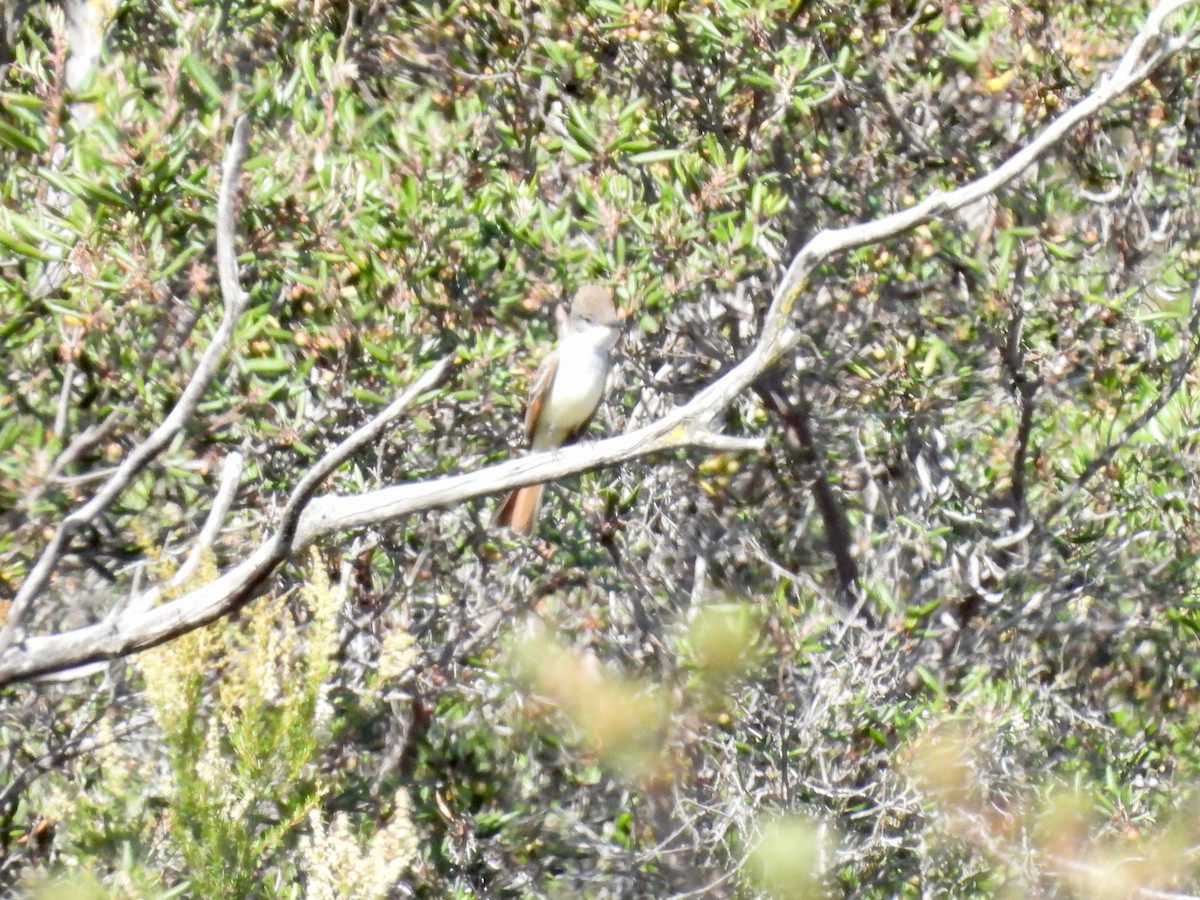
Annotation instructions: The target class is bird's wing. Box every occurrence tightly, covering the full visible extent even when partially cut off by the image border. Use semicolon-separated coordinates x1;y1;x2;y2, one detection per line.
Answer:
524;348;559;442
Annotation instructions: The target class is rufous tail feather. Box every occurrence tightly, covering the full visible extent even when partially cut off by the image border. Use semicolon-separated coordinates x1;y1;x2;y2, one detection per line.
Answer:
496;484;544;535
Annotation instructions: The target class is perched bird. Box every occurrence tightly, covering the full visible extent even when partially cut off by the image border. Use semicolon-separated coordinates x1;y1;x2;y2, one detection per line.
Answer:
496;285;621;535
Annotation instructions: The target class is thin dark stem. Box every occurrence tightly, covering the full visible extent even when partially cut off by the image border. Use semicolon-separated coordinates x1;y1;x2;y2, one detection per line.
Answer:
754;370;867;622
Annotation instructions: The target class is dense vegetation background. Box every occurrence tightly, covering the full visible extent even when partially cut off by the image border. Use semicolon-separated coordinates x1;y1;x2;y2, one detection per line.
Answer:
3;0;1200;896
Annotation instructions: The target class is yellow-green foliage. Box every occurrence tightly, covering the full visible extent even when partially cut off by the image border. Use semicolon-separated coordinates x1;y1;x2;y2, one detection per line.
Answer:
32;552;418;899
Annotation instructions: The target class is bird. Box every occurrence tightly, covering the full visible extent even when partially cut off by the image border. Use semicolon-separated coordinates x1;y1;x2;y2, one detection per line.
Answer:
496;285;621;535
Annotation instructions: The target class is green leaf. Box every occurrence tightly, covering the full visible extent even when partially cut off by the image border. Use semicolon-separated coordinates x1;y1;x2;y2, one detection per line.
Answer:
240;355;295;375
0;91;44;110
564;101;599;154
0;119;43;154
0;223;54;262
181;54;224;106
4;208;74;250
627;148;684;166
349;384;387;404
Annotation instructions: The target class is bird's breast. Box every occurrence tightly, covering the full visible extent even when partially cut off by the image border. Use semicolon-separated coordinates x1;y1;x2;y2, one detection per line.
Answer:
533;339;609;448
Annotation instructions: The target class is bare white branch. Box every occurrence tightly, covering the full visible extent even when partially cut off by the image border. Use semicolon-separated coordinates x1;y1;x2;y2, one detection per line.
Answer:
190;452;246;571
272;356;455;552
216;117;251;313
0;357;451;683
33;452;245;684
294;408;761;545
295;363;448;518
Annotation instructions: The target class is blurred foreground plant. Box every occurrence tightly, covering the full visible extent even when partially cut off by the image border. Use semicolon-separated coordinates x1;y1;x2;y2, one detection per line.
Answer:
24;551;418;898
905;723;1200;898
507;598;844;895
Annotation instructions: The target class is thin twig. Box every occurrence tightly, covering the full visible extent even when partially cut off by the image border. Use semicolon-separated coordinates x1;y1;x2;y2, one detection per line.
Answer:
20;410;120;513
0;713;151;816
52;352;74;438
983;255;1043;526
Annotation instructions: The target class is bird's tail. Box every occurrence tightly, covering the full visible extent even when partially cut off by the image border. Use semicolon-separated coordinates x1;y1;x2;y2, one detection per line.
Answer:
495;483;544;535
